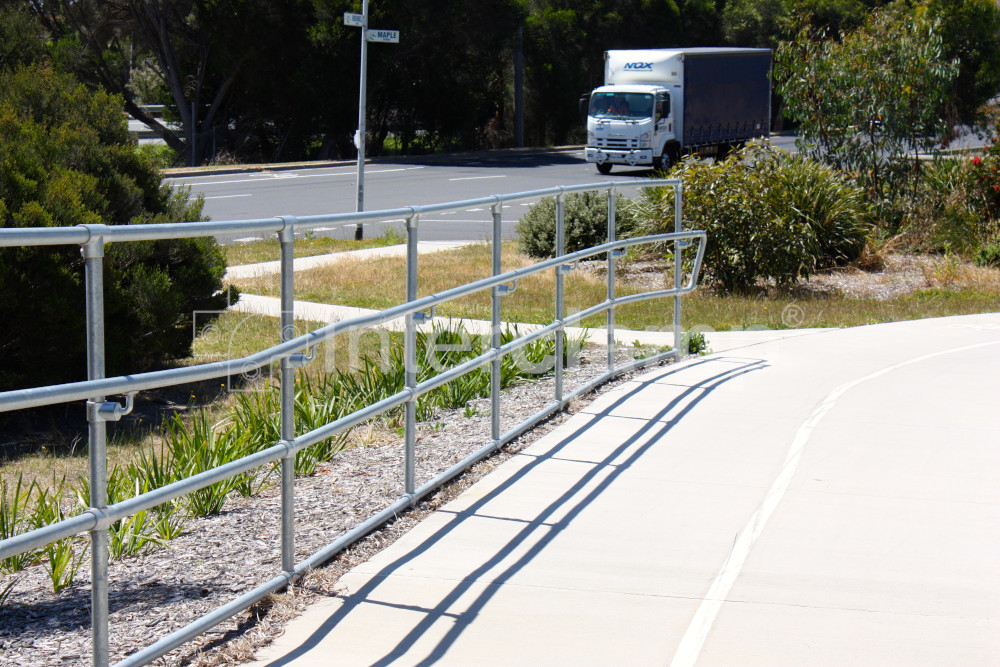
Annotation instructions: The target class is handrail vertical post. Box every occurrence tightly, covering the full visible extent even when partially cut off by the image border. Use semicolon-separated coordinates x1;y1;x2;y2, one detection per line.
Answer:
83;234;109;667
490;202;502;444
278;219;296;573
606;188;616;372
404;214;419;496
554;193;565;403
673;182;683;357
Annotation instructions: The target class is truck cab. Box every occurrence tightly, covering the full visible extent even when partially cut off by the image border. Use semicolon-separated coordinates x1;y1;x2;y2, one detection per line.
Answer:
586;85;675;174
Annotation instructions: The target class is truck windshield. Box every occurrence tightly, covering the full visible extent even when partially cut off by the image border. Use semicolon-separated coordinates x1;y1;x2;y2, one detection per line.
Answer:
589;92;653;120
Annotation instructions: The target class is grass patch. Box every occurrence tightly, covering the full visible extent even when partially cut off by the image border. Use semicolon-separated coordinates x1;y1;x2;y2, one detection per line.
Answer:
229;243;1000;332
223;234;401;267
610;288;1000;332
191;310;411;377
232;243;642;324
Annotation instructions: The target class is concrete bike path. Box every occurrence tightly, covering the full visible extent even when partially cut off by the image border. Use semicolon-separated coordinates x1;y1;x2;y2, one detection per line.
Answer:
246;313;1000;666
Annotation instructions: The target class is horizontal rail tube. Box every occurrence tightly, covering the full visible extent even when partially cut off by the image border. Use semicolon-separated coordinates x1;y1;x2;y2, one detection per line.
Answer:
290;390;413;452
113;571;294;667
0;512;97;561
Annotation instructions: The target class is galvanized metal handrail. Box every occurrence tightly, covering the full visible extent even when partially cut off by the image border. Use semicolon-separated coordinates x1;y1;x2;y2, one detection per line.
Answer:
0;233;699;413
0;178;701;667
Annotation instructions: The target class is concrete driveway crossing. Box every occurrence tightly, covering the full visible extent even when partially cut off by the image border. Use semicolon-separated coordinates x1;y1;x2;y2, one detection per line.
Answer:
245;313;1000;666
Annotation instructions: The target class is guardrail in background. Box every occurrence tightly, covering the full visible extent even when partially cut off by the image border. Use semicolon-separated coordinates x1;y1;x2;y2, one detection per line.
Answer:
0;179;704;666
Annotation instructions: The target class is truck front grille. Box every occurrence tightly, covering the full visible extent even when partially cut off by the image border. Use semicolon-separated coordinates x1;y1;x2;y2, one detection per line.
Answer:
596;137;638;149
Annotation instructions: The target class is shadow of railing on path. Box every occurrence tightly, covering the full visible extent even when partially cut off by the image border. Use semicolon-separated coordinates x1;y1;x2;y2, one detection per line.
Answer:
258;356;766;667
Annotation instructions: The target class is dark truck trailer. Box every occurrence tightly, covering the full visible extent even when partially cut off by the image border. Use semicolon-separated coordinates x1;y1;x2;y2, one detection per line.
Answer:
682;49;771;149
584;47;772;174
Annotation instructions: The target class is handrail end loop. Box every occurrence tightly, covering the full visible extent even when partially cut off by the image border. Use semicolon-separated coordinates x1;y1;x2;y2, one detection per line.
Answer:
86;392;136;423
278;215;298;243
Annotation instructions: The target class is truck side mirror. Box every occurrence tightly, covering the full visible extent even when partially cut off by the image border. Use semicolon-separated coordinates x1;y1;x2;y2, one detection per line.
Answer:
659;100;670;118
579;94;590;120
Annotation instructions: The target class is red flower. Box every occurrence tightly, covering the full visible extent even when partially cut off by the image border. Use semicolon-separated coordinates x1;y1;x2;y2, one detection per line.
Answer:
973;156;983;166
994;185;999;192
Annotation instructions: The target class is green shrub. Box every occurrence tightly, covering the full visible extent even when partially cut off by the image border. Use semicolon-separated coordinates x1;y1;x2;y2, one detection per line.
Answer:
136;144;181;170
975;242;1000;267
0;474;39;572
775;154;870;268
893;156;1000;255
970;133;1000;220
516;191;631;258
0;64;230;391
630;141;871;293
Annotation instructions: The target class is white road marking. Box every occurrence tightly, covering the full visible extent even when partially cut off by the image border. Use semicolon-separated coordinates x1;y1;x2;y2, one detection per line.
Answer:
172;166;423;187
668;340;1000;667
449;175;507;181
202;194;252;200
419;219;492;223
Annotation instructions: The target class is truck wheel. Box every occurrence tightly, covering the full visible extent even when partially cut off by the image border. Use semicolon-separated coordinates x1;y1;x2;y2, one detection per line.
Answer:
596;163;613;175
656;144;680;172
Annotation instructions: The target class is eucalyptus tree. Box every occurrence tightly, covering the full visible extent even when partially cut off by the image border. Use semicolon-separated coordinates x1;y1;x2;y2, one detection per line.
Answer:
775;8;958;218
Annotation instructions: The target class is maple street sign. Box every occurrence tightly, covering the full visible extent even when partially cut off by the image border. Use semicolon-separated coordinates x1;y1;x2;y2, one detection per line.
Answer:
365;29;400;43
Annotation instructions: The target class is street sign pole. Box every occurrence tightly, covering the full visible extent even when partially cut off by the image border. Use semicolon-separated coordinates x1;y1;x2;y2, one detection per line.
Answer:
354;0;369;240
346;4;398;239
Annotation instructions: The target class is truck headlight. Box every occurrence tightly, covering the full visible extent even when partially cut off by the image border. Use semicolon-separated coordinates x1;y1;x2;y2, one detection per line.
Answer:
639;132;650;148
587;131;595;144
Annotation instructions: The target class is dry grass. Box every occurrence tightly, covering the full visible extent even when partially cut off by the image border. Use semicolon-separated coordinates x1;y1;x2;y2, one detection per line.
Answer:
229;243;1000;334
222;234;399;267
231;243;638;324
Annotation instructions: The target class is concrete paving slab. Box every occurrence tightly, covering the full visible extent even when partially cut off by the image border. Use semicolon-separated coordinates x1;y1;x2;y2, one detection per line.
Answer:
244;313;1000;667
264;574;696;667
698;603;999;667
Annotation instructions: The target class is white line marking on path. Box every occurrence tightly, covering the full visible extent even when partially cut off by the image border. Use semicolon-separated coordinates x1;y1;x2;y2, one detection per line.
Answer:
668;339;1000;667
202;194;252;200
449;175;508;181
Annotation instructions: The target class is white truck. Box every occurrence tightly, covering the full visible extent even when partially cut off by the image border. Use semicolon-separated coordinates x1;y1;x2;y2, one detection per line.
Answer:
583;47;772;174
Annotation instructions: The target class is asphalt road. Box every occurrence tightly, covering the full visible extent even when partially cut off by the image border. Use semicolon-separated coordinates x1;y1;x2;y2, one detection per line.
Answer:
164;130;986;244
167;138;793;243
165;148;661;243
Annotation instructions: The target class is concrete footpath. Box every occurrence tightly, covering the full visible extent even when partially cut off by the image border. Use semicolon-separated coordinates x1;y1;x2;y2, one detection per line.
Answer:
246;313;1000;666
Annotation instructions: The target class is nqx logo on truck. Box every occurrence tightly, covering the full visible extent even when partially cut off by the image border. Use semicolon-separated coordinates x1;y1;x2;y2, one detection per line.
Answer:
624;62;653;70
